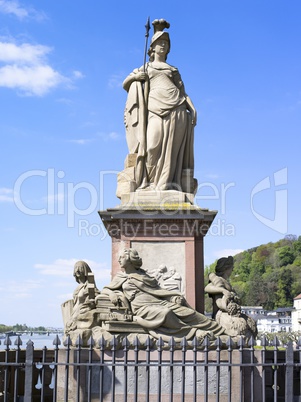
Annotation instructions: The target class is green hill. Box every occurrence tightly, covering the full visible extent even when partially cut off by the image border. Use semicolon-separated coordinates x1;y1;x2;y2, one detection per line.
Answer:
205;234;301;312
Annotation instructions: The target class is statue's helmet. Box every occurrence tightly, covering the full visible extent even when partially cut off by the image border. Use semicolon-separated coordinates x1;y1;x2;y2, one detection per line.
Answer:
148;19;171;60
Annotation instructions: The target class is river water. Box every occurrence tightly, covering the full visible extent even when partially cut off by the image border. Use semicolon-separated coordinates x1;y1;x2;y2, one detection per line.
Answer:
0;333;64;350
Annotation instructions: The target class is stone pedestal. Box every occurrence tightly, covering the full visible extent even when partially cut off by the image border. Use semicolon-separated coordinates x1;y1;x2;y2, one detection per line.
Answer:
56;348;265;402
99;199;216;313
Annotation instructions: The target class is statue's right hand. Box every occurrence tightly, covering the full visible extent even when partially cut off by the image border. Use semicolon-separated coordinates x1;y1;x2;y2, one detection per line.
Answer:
135;72;148;82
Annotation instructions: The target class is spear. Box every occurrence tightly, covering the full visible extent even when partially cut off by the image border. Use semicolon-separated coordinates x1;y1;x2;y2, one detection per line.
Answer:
143;17;151;72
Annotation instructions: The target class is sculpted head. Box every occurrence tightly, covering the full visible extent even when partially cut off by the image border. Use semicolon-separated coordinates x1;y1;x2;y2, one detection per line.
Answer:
148;19;171;61
148;32;170;61
215;256;234;278
119;248;143;271
158;264;167;274
73;260;92;283
169;266;175;275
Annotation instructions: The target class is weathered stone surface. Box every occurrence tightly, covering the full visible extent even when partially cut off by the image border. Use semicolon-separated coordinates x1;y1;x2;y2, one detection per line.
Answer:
120;189;194;206
101;248;225;343
119;19;197;198
62;250;239;347
117;167;135;183
116;178;136;199
181;169;197;194
205;256;258;339
124;153;137;168
131;242;186;294
99;205;217;313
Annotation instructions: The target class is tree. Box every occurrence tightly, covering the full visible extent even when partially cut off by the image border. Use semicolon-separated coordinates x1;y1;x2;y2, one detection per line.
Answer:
244;271;267;306
293;237;301;255
211;235;301;310
285;234;297;243
274;268;293;307
278;246;295;267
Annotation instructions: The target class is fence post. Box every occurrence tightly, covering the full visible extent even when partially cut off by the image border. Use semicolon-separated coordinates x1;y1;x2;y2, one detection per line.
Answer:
24;340;34;402
285;341;294;402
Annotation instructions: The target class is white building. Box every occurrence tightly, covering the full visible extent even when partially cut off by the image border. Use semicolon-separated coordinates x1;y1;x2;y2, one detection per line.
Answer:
241;306;293;333
291;293;301;332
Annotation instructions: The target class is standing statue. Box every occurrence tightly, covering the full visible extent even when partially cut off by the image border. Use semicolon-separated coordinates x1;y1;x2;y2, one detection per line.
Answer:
122;19;197;193
205;256;257;339
102;249;225;342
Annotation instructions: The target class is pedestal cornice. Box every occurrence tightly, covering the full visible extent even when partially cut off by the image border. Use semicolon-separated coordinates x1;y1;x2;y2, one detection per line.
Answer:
99;205;217;239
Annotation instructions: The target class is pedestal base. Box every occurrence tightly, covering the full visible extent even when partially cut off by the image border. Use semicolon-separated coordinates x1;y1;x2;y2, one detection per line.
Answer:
99;201;217;313
120;189;194;206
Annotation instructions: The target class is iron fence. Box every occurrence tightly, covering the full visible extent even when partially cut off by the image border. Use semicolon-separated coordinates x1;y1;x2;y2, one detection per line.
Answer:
0;334;301;401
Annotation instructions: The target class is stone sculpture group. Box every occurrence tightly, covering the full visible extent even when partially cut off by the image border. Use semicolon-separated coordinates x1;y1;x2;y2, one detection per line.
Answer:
62;249;257;347
62;19;257;348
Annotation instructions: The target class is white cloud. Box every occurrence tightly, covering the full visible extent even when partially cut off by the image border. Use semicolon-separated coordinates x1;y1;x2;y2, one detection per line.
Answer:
109;131;120;140
108;74;123;89
0;279;43;299
72;70;84;79
56;97;73;105
34;258;78;277
0;187;14;202
97;131;121;142
0;40;83;96
205;173;219;180
58;292;73;301
0;64;67;96
68;132;121;144
34;258;109;280
214;249;244;259
68;139;94;145
0;42;50;64
0;0;46;21
42;192;64;204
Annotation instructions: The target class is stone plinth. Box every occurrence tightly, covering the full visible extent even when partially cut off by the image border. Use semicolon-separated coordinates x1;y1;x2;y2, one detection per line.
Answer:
99;201;217;313
120;189;195;205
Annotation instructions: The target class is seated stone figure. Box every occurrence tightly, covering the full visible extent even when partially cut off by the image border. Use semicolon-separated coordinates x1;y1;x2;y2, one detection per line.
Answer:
62;260;100;334
102;248;226;343
205;256;257;339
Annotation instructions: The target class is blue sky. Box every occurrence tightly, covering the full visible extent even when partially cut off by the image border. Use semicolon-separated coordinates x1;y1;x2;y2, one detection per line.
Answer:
0;0;300;327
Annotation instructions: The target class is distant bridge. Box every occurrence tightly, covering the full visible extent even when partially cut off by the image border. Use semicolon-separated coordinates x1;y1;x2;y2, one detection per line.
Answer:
0;330;64;337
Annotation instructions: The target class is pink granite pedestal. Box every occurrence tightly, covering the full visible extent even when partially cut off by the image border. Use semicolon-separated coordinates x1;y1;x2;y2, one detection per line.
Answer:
99;201;216;313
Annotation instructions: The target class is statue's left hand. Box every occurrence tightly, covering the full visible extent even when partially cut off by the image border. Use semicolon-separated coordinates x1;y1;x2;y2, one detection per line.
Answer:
135;71;148;82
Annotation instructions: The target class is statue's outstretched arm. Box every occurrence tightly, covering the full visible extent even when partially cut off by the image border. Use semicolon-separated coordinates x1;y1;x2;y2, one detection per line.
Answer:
205;282;231;298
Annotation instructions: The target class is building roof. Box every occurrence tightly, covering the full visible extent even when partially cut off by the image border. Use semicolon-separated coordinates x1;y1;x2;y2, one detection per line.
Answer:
294;293;301;300
275;307;294;313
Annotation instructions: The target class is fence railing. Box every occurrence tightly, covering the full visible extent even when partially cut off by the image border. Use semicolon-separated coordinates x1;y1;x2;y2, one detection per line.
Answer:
0;334;301;402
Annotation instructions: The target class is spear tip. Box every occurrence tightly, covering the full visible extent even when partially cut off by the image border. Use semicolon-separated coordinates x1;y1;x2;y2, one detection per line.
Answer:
145;16;151;37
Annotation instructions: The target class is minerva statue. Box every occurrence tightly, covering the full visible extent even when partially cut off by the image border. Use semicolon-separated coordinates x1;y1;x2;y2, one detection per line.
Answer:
120;18;197;194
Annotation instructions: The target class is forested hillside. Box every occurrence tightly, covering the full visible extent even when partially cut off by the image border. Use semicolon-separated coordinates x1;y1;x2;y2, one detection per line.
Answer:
205;235;301;312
